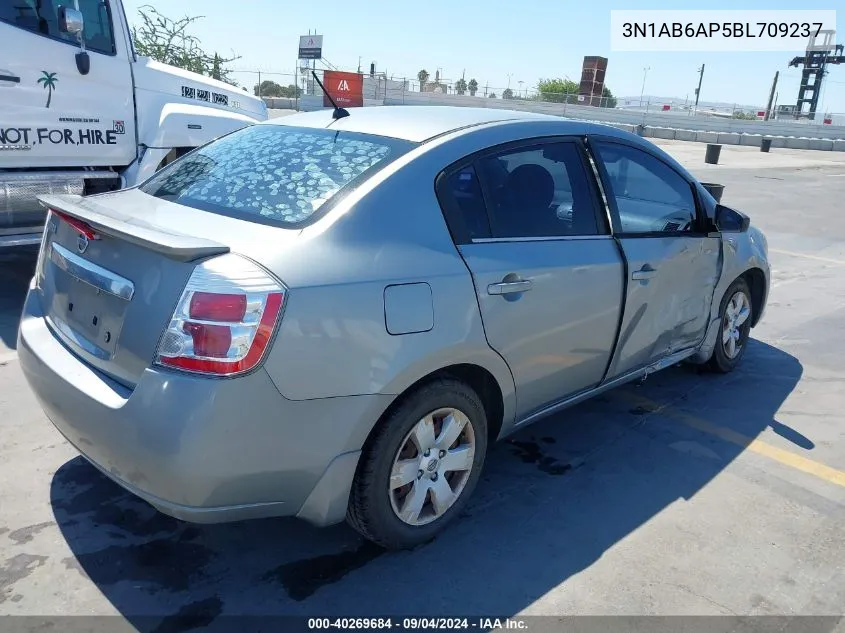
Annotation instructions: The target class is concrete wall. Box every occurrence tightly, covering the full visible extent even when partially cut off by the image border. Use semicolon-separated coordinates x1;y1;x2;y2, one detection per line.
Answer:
264;91;845;151
386;91;845;140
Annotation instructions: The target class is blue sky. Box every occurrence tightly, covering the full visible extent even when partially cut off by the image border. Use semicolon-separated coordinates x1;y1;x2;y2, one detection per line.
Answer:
123;0;844;113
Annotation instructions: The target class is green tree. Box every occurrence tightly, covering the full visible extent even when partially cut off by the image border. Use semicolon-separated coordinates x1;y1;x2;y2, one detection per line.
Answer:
417;69;429;91
502;87;514;100
279;84;301;98
537;78;579;104
254;80;283;96
132;5;239;85
454;77;468;95
488;92;497;98
468;78;478;96
732;111;758;120
601;86;617;108
254;81;301;98
37;71;58;108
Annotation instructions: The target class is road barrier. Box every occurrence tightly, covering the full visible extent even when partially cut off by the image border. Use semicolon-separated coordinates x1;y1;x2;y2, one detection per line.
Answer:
270;93;845;152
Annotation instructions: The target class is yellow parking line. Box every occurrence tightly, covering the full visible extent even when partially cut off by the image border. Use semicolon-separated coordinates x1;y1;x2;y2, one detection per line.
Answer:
770;249;845;266
625;394;845;488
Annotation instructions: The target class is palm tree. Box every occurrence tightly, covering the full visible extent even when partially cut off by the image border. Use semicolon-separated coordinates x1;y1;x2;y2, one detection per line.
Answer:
38;71;58;108
417;69;429;92
468;78;478;97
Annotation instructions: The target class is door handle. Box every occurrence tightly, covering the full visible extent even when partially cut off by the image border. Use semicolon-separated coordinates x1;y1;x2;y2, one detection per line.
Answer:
631;266;658;281
487;279;533;295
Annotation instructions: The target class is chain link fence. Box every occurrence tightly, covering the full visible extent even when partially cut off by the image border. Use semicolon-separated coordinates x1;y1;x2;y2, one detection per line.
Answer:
230;67;844;128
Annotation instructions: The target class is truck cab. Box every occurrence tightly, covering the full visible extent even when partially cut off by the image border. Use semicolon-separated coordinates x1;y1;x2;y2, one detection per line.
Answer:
0;0;268;248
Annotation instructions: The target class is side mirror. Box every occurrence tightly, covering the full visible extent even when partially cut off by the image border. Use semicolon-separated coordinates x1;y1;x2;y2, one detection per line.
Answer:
715;204;750;233
59;6;84;36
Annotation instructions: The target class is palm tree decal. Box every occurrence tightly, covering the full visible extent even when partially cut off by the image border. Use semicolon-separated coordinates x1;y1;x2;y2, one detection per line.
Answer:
37;71;58;108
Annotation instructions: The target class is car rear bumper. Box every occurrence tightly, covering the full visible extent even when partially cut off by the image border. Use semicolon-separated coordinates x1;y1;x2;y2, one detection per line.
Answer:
18;282;392;526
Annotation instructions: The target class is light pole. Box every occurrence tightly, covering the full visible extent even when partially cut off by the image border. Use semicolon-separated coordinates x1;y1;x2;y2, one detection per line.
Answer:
640;66;650;107
507;73;513;90
694;64;705;116
518;80;524;98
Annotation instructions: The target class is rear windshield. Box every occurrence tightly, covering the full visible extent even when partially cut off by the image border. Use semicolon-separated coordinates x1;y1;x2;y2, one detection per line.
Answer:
140;124;415;227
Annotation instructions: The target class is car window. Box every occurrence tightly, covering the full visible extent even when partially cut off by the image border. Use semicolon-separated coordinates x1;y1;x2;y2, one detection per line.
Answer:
593;141;697;234
477;142;601;239
0;0;115;55
140;124;416;228
436;165;491;242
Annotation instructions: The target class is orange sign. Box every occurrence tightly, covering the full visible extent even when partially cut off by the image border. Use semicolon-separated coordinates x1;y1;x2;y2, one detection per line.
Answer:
323;71;364;108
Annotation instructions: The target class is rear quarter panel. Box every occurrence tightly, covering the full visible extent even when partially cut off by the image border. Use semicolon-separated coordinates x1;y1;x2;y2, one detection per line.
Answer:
255;128;517;409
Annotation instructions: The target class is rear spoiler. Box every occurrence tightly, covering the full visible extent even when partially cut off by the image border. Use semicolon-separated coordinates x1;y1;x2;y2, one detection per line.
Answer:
38;194;229;262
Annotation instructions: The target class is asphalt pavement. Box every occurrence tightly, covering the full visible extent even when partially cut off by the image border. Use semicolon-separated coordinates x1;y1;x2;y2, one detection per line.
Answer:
1;141;845;629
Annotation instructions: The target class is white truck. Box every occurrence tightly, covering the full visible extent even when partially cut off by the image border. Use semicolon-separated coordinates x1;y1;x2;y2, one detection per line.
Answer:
0;0;268;248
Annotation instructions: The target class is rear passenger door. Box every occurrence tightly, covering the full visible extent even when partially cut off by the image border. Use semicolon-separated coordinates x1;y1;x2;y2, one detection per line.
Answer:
589;138;721;379
437;138;625;420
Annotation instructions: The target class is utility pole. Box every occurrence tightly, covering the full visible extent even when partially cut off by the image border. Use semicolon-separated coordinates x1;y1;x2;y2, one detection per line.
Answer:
640;66;650;107
693;64;705;115
764;70;779;121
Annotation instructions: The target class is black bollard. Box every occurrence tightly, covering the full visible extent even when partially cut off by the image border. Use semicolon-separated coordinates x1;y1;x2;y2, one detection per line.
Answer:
705;144;722;164
701;182;725;203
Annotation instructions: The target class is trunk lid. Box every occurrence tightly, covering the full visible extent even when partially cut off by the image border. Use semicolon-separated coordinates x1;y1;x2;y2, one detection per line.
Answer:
35;190;298;388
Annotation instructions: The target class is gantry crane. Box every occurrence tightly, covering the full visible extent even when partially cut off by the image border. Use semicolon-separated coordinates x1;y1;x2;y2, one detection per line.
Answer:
788;30;844;120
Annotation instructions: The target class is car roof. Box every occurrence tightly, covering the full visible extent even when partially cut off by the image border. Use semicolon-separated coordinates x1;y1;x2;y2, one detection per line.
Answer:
263;105;569;143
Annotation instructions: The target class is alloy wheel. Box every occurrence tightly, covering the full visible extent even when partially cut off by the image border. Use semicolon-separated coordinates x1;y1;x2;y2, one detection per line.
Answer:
389;408;476;526
722;290;751;359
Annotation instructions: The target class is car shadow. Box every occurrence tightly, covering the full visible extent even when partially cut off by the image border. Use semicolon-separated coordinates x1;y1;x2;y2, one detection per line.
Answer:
50;338;802;629
0;248;38;352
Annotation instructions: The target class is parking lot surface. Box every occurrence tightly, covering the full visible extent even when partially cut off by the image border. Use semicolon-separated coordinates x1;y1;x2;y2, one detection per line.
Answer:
1;140;845;626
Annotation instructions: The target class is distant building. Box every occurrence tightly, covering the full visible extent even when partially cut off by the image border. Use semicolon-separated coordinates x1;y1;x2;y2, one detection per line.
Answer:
422;81;448;94
578;56;608;107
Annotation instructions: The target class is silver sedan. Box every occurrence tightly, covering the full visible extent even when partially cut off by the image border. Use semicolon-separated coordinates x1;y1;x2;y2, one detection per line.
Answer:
18;106;770;550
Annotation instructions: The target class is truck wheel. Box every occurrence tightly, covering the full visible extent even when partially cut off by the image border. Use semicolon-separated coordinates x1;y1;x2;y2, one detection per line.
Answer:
347;378;488;550
708;277;753;373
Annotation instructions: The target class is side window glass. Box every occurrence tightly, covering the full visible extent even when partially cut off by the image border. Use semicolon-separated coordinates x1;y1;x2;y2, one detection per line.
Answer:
0;0;62;39
0;0;114;54
437;165;491;243
477;142;600;238
594;141;697;234
77;0;115;55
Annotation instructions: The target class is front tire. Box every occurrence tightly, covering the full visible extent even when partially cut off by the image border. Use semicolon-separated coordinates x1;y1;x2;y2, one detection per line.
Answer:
708;277;753;373
347;378;488;550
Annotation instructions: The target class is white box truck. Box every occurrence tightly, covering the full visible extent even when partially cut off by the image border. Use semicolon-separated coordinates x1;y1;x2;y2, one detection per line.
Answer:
0;0;268;248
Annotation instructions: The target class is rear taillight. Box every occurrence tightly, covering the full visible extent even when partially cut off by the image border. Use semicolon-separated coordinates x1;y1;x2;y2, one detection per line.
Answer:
155;254;286;377
34;211;52;288
35;209;100;288
52;209;101;241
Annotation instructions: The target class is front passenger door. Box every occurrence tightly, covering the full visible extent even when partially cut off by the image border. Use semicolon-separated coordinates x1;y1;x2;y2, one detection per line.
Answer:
590;139;721;379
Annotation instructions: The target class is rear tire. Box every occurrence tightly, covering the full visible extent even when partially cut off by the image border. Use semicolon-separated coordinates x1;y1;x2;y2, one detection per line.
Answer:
347;378;488;550
708;277;753;373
